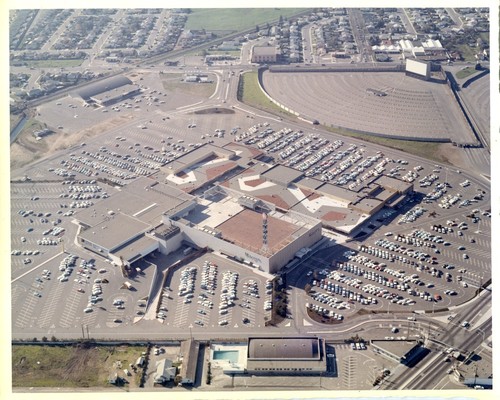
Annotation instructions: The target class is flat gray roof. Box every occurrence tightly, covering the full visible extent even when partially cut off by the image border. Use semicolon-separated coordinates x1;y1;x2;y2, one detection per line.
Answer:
261;164;303;186
248;337;320;360
295;177;324;191
180;339;199;383
352;197;383;213
110;234;158;263
374;175;413;193
371;340;419;359
79;213;150;251
75;177;195;227
253;46;278;56
164;144;235;173
316;182;360;203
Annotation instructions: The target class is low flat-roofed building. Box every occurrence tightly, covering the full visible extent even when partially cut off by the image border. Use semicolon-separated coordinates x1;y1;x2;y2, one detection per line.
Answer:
75;177;196;228
163;144;236;176
109;233;159;266
261;164;303;187
246;337;327;374
314;182;360;206
179;339;199;385
223;142;264;162
74;176;196;264
369;186;397;202
251;46;279;63
351;197;384;215
370;340;421;365
78;212;151;255
373;175;413;194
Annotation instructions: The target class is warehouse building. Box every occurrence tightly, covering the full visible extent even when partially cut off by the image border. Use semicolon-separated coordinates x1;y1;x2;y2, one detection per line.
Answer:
71;75;141;106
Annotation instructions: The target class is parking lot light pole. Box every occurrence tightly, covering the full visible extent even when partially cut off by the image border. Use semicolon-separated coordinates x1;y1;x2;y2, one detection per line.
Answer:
189;324;193;341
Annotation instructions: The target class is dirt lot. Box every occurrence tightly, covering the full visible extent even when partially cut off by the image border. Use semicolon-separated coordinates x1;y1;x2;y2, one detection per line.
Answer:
433;143;469;168
10;71;215;171
12;344;147;388
10;114;133;170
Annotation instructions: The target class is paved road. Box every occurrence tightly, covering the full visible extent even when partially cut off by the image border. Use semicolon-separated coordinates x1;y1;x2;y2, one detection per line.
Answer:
379;289;492;389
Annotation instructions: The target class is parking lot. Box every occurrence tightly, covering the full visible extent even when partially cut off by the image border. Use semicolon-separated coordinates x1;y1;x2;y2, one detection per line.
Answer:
158;253;274;331
289;160;490;323
11;179;117;277
11;248;156;335
11;67;490;339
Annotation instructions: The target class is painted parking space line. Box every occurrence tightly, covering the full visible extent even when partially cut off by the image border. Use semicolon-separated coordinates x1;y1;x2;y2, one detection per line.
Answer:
37;282;65;328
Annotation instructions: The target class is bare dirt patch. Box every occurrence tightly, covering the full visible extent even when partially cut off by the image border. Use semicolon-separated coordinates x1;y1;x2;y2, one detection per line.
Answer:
10;115;133;170
12;344;147;388
433;143;470;169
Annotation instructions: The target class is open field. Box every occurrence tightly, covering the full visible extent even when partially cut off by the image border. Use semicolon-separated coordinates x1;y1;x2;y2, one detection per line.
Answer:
161;75;216;97
455;67;477;80
10;114;23;130
323;125;450;164
12;344;147;388
10;118;51;169
184;8;307;31
457;44;480;62
238;71;293;117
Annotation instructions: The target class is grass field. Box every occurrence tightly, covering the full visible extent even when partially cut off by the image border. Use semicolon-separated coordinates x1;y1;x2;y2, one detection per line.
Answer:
12;344;147;388
184;8;307;32
206;49;241;57
324;126;446;163
455;66;478;80
10;114;22;130
161;74;215;97
239;71;293;117
457;44;479;62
